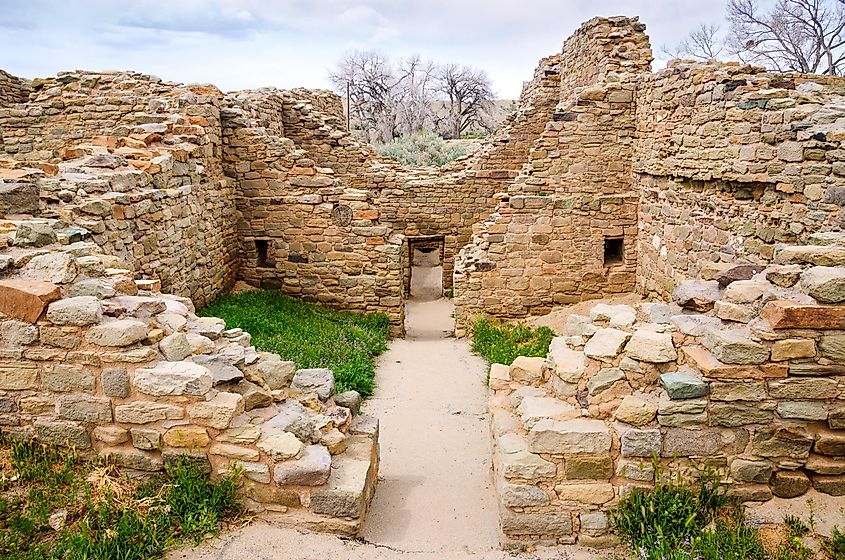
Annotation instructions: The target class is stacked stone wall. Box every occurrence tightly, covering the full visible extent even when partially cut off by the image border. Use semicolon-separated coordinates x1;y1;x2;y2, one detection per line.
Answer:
634;62;845;299
0;70;31;107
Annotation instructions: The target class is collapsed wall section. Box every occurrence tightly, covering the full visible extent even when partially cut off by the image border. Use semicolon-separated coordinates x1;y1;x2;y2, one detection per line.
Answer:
0;70;31;107
635;63;845;298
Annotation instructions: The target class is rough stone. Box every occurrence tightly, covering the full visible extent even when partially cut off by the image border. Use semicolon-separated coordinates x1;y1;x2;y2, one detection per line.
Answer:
22;252;78;284
291;368;335;400
564;455;613;480
234;379;273;411
254;355;296;390
34;419;90;448
86;319;147;347
771;338;816;361
528;418;612;455
586;367;626;395
162;426;210;448
130;428;161;450
583;328;630;360
620;429;661;457
555;483;614;505
501;483;550;507
716;264;766;287
101;367;130;398
730;458;772;483
672;280;721;312
624;329;677;363
159;332;192;361
133;362;213;397
614;395;657;426
802;266;845;303
766;265;803;288
509;356;548;384
660;370;708;399
771;470;811;498
187;392;244;429
46;296;102;326
704;328;769;364
115;401;184;424
273;444;332;486
257;428;303;461
58;394;112;423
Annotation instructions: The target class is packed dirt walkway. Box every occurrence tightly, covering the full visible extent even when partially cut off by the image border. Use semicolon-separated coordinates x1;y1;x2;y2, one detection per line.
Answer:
360;297;498;553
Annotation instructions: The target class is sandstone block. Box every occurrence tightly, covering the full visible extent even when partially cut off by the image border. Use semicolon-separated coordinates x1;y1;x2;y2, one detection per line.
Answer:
133;362;213;397
162;426;210;448
768;378;837;399
766;265;803;288
549;342;587;383
0;279;61;323
815;432;845;456
528;418;611;455
802;266;845;303
625;329;677;363
614;395;657;426
509;356;548;385
564;455;613;480
114;401;184;424
704;328;769;365
751;427;813;459
257;429;303;461
130;428;161;450
311;456;373;518
291;368;335;400
13;221;55;246
620;429;661;457
209;443;259;461
771;339;816;361
0;361;38;390
102;367;130;398
672;280;721;312
22;253;78;284
586;367;626;395
58;394;112;423
43;364;95;392
46;296;102;326
273;444;331;486
762;300;845;330
159;332;192;361
187;392;244;429
583;328;629;360
555;483;614;505
254;354;296;389
730;458;772;483
777;401;828;421
86;319;147;347
501;483;550;507
217;425;261;444
710;403;773;426
709;381;767;402
663;427;749;457
811;475;845;496
103;448;162;471
771;470;811;498
93;425;129;445
34;419;90;448
660;370;708;399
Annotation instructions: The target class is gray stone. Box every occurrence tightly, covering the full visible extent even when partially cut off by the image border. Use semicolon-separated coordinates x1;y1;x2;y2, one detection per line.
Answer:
528;418;611;455
751;427;814;459
194;354;245;386
133;362;213;397
265;399;318;442
66;279;116;299
46;296;102;326
86;319;147;347
730;458;772;483
660;370;708;399
291;368;335;400
34;419;90;448
22;252;78;284
0;319;38;345
663;427;749;457
334;390;362;413
802;266;845;303
586;368;626;395
565;314;596;337
500;511;572;537
188;317;226;340
625;329;677;363
641;302;683;324
43;364;95;392
130;428;161;450
672;280;722;312
620;429;662;457
257;428;303;461
517;396;578;427
501;483;550;507
273;444;332;486
710;403;774;426
58;394;112;423
159;332;192;361
104;448;163;472
671;314;721;336
583;328;630;360
704;328;769;364
777;400;828;420
114;401;184;424
14;222;56;247
102;367;130;398
310;456;372;518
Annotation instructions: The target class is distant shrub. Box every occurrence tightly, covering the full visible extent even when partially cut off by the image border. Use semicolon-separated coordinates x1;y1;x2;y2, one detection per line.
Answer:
376;130;467;167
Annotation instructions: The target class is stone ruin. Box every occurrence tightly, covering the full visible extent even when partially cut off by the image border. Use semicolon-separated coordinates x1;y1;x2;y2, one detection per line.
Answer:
1;13;845;547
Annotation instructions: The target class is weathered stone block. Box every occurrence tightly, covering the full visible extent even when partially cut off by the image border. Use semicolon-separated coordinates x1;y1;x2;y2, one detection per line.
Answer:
187;392;244;429
614;396;657;426
620;429;661;457
564;455;613;480
501;510;572;536
114;401;184;424
555;483;614;505
509;356;548;384
86;319;147;347
273;444;331;486
0;361;38;390
0;279;61;323
34;419;90;448
660;370;708;399
501;483;550;507
162;426;210;448
133;362;213;397
762;300;845;330
43;364;95;392
58;394;112;423
528;418;611;455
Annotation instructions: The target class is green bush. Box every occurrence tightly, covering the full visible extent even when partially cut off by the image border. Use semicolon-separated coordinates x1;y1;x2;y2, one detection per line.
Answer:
471;317;554;366
0;437;241;560
199;290;390;396
825;526;845;560
376;130;467;167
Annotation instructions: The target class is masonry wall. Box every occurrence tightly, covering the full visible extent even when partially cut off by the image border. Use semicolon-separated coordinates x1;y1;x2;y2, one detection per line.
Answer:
635;62;845;298
0;70;31;107
0;72;240;306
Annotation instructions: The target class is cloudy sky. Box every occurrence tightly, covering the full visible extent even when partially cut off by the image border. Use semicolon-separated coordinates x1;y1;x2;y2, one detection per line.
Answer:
0;0;729;99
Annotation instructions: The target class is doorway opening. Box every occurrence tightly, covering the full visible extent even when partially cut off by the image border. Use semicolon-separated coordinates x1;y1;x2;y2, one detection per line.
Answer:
408;237;444;301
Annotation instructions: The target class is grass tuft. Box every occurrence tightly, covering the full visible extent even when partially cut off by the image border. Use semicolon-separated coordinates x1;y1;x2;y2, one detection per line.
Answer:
470;316;554;366
0;436;241;560
199;290;390;396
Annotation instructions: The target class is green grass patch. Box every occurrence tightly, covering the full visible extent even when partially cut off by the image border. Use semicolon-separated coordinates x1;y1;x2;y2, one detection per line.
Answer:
199;290;390;397
0;437;241;560
470;316;554;366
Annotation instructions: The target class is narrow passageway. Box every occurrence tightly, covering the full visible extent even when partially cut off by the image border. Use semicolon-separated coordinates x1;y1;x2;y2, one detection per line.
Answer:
360;297;499;553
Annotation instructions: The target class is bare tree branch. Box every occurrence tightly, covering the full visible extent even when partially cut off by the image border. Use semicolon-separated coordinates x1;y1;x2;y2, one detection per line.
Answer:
662;23;725;61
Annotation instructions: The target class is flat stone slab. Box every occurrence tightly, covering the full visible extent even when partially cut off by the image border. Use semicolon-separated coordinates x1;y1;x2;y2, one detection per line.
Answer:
583;328;630;360
311;455;373;518
517;396;578;428
273;444;332;486
133;361;213;396
625;329;677;363
660;370;709;399
528;418;611;455
761;300;845;330
683;346;787;379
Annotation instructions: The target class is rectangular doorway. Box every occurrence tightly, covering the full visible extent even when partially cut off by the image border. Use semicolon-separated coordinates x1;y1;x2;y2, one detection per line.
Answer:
408;236;444;301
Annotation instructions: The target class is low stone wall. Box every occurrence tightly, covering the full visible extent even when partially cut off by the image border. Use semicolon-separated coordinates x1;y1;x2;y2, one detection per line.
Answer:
0;218;379;534
489;243;845;547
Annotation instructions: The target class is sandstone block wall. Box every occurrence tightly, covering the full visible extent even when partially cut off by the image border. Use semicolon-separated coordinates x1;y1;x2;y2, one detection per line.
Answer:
0;69;31;107
635;63;845;298
491;254;845;547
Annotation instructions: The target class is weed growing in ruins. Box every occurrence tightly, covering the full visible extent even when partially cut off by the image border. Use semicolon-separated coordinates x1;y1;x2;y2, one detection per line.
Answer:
200;290;390;396
471;316;554;366
0;436;241;560
376;130;468;167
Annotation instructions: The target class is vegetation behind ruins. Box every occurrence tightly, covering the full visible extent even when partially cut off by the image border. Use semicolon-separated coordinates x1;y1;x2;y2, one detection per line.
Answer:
471;317;554;367
375;130;469;167
200;291;390;396
0;437;241;560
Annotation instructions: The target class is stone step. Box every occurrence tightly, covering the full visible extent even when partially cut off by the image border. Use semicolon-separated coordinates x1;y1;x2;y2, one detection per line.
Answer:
702;327;770;364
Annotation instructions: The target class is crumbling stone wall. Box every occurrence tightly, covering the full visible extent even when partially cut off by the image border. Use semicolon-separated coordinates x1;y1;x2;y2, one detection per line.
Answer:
0;69;31;107
490;254;845;547
635;63;845;298
0;218;379;534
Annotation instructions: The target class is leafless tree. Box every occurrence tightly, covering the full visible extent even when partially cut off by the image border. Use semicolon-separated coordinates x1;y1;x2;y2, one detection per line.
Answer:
727;0;845;74
662;23;725;61
329;50;400;143
433;64;495;139
394;55;436;135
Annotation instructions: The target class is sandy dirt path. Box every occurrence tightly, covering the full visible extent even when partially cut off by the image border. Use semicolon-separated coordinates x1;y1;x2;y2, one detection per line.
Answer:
359;297;499;553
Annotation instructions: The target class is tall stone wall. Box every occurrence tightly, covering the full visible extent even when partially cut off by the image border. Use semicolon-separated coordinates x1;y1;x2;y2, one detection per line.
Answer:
635;62;845;298
453;17;652;330
0;70;31;107
0;72;240;307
